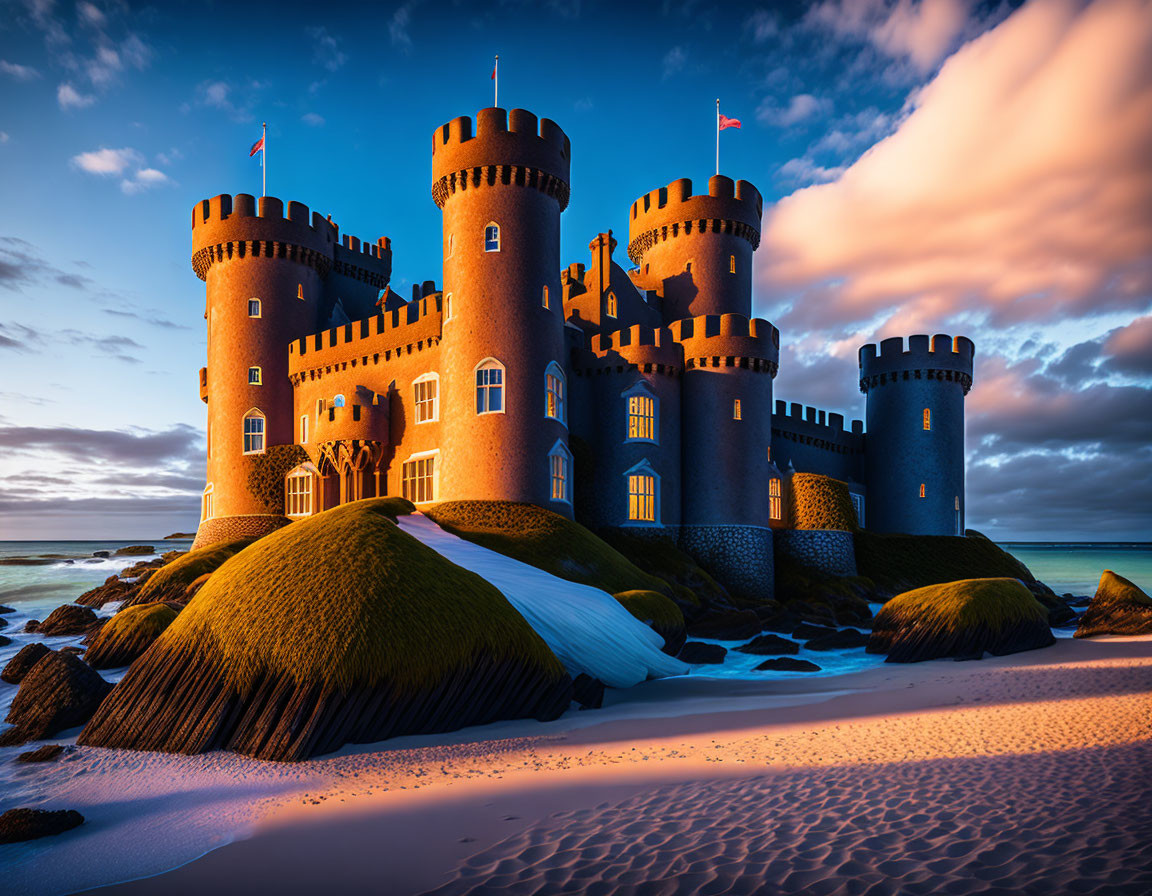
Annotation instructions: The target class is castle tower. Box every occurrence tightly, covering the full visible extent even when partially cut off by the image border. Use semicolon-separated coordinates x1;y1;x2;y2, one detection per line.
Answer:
191;193;389;548
431;108;573;512
859;334;975;536
627;176;762;323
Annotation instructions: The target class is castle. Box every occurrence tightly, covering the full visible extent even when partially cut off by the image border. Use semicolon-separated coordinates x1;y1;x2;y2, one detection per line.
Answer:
190;106;975;601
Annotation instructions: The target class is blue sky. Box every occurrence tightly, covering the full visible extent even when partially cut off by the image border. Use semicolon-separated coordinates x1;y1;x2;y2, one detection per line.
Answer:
1;0;1149;540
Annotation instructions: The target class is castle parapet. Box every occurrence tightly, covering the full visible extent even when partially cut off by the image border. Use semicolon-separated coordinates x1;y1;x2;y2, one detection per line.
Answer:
627;176;762;265
668;313;779;374
858;334;975;394
313;394;389;445
431;108;570;210
772;400;865;453
586;325;682;373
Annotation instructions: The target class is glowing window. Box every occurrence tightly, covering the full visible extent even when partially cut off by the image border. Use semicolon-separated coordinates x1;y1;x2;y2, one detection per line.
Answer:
443;292;453;320
243;410;265;454
484;223;500;252
545;362;566;425
628;472;657;522
300;414;308;444
919;483;926;498
549;441;572;504
248;366;262;385
285;468;313;517
414;373;439;423
733;399;742;420
729;255;736;274
201;483;214;522
475;359;504;414
923;408;931;430
297;283;304;300
248;298;261;317
542;285;550;309
606;292;617;318
402;455;436;503
769;478;782;521
627;393;656;442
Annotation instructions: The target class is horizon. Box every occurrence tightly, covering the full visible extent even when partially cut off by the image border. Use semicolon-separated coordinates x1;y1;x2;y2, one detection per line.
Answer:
1;0;1149;541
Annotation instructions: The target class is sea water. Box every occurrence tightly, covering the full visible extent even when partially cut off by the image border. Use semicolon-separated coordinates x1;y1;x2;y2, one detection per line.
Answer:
1002;543;1152;596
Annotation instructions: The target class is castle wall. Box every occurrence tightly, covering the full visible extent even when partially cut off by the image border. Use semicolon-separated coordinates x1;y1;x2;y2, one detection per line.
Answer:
771;401;866;485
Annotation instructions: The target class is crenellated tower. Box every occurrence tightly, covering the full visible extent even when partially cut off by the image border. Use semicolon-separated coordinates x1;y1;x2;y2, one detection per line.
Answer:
432;108;573;513
859;334;975;536
627;175;762;323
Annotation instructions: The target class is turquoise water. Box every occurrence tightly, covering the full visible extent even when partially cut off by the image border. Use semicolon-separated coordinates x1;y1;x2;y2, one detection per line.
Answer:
1002;543;1152;596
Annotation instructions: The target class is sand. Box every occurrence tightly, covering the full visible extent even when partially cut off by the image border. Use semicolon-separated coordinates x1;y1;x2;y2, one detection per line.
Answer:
4;636;1150;895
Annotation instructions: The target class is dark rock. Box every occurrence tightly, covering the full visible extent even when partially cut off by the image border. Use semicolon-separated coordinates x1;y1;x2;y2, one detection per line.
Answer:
572;673;605;710
757;612;800;634
24;619;40;632
0;635;10;647
678;642;728;664
786;601;838;626
0;616;7;630
1075;571;1152;638
804;628;870;651
2;643;50;684
1067;596;1092;607
76;575;136;608
30;604;100;636
791;622;837;641
0;604;14;613
755;657;822;673
113;545;155;557
92;551;110;558
686;610;762;641
3;651;111;745
59;645;85;656
1047;603;1078;627
0;808;84;844
736;634;800;656
17;744;67;763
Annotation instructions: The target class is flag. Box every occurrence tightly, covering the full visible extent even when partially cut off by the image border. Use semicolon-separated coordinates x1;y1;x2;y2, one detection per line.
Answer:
491;63;496;80
249;135;265;157
718;113;741;131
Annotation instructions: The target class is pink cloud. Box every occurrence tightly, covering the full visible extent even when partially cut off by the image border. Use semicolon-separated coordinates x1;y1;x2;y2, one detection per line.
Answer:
807;0;974;72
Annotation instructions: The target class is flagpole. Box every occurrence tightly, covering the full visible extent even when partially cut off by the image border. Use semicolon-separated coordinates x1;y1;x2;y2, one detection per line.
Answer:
715;99;720;176
261;122;266;198
494;55;499;107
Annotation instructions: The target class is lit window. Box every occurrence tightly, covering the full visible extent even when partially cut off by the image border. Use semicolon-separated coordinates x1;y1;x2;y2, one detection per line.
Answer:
414;373;439;423
248;298;261;317
299;415;308;444
549;441;572;504
923;408;931;430
955;495;960;510
243;409;265;454
201;483;214;522
729;255;736;274
484;223;500;252
542;285;550;309
333;393;346;408
733;399;742;420
627;469;657;523
545;362;566;425
446;233;453;258
285;467;313;517
606;292;617;318
476;359;504;414
769;478;782;521
297;283;304;300
248;366;262;385
766;445;771;461
402;454;436;503
444;292;453;320
626;392;656;442
919;483;926;498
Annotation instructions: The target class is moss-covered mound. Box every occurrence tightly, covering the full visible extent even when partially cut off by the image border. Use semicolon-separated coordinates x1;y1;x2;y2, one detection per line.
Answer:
867;578;1054;663
788;473;858;531
80;498;571;761
598;529;727;610
122;537;257;608
1074;570;1152;638
613;590;687;655
84;603;179;669
424;501;673;598
2;651;111;746
855;531;1039;595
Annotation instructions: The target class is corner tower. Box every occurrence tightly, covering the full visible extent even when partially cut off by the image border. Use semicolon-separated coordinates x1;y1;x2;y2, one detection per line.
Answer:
859;334;975;536
432;108;573;512
627;176;762;323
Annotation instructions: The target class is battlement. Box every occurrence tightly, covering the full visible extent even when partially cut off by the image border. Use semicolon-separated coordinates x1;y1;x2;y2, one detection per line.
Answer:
627;176;762;264
431;108;570;206
288;298;441;377
667;313;780;372
773;400;865;439
314;393;390;445
583;325;681;372
859;334;975;394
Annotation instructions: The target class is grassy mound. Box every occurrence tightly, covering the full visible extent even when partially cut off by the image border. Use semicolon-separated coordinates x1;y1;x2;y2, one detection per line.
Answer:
613;590;687;655
855;531;1039;595
868;578;1054;663
788;473;858;531
1075;570;1152;638
80;498;571;761
423;501;673;598
123;537;258;608
598;529;727;610
85;603;179;669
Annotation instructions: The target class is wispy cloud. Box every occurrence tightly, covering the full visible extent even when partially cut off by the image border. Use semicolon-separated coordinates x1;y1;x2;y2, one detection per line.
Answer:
662;45;686;79
307;26;347;71
102;308;190;331
301;111;325;127
390;3;417;51
0;323;43;353
756;93;831;127
121;167;170;195
0;237;95;293
71;146;142;175
57;82;95;109
0;59;40;80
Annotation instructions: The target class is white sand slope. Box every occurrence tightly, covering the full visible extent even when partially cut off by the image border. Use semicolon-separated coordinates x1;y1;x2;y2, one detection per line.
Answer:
396;513;688;688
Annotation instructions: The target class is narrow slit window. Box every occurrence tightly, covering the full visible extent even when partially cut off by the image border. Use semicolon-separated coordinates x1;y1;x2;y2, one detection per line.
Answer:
919;483;926;498
248;366;262;385
769;478;782;521
729;255;736;274
542;285;550;309
248;298;261;317
484;223;500;252
685;261;692;273
201;484;214;522
733;399;742;420
297;283;304;300
444;292;453;320
606;292;617;318
446;233;453;259
923;408;931;430
299;414;308;444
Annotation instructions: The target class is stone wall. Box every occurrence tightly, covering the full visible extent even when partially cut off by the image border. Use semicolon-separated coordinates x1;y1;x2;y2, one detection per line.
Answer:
775;529;857;577
191;514;291;551
678;525;773;602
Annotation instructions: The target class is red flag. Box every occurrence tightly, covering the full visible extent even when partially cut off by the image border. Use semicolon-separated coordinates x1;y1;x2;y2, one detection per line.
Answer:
249;135;265;156
718;114;741;131
491;63;496;79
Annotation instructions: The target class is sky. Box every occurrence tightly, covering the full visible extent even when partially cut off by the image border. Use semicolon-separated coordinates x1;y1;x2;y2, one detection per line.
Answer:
0;0;1149;541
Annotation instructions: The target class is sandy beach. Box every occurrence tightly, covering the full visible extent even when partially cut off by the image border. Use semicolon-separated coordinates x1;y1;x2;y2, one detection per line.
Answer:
1;634;1147;895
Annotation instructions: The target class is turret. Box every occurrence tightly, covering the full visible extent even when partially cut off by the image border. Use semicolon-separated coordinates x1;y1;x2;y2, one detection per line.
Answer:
431;108;573;512
859;334;975;535
627;176;762;323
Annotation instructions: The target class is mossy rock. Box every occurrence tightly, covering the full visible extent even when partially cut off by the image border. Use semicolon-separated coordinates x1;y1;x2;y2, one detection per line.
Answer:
855;531;1040;595
1074;570;1152;638
79;498;571;761
788;473;858;532
598;528;727;610
773;549;875;628
122;537;258;608
867;578;1054;663
613;590;687;655
2;651;111;746
424;501;674;599
85;603;179;669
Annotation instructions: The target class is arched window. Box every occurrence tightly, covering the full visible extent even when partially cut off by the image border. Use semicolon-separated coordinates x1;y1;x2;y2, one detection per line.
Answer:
475;358;505;414
769;478;782;521
443;292;453;321
625;460;659;524
299;414;308;444
484;222;500;252
733;398;742;420
542;285;550;309
285;464;315;518
248;366;262;385
623;381;658;443
548;440;572;504
248;298;261;317
729;255;736;274
545;361;566;425
414;372;439;423
333;393;346;408
919;483;926;498
201;483;214;522
243;409;265;454
923;408;931;430
606;291;617;318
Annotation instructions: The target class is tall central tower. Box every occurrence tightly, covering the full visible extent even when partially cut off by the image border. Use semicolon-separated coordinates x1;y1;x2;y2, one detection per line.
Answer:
432;108;573;512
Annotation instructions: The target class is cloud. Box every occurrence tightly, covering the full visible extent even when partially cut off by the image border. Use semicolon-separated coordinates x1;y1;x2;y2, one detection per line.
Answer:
1102;314;1152;375
662;46;686;79
120;167;170;194
301;111;325;127
0;132;8;143
102;308;190;331
390;3;416;50
307;25;347;70
746;9;779;43
57;82;95;109
194;79;258;121
0;59;40;80
807;0;975;72
0;237;94;293
759;0;1152;333
71;146;142;176
77;1;106;28
0;423;203;466
0;323;42;353
59;330;145;363
777;156;847;185
756;93;831;127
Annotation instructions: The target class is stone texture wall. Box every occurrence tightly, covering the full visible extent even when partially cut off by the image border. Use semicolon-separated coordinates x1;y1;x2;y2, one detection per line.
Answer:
775;529;857;577
191;514;291;551
678;524;773;602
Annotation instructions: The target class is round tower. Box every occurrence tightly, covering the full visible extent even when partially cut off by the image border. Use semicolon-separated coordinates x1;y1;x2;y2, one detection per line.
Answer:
432;108;572;512
627;176;762;323
859;334;975;536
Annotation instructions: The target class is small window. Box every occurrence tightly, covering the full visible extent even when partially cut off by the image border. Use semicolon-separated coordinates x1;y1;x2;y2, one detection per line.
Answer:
300;414;308;444
243;409;265;454
201;483;214;522
333;393;346;408
955;495;960;511
414;373;439;423
476;359;504;414
248;366;262;385
628;471;657;522
685;261;692;273
729;255;736;274
852;493;865;527
402;454;436;503
923;408;931;430
549;441;572;504
769;478;782;521
542;285;550;309
766;445;771;461
484;223;500;252
444;292;453;321
733;399;742;420
545;362;566;425
919;483;926;498
248;298;261;317
606;292;617;318
207;419;211;459
285;468;313;517
644;263;649;274
627;392;656;442
297;283;304;300
316;398;325;422
446;233;454;259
